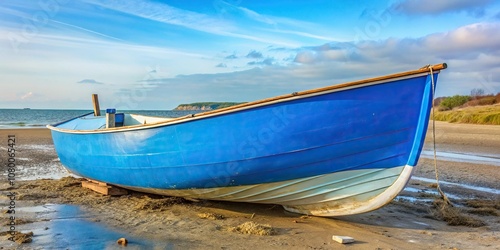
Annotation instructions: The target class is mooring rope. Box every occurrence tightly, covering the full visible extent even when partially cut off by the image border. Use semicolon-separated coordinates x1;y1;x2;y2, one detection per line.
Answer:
429;66;453;206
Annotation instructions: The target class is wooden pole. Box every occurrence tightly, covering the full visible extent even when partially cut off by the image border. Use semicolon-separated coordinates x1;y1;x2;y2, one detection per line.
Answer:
92;94;100;116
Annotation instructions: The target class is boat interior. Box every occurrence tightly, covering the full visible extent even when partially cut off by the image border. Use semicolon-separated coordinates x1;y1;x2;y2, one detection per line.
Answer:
54;113;174;130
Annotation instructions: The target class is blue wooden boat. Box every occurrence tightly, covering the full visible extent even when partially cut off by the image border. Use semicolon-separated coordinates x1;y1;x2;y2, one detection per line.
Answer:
48;63;447;216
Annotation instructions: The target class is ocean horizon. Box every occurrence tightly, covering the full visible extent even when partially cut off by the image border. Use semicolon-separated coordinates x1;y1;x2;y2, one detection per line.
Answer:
0;109;200;128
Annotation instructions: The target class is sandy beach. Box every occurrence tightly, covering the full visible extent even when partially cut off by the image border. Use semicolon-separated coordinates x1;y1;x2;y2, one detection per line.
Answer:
1;122;499;249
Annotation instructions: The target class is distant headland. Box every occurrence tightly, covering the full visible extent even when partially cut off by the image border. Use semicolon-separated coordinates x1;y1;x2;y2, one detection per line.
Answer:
174;102;245;111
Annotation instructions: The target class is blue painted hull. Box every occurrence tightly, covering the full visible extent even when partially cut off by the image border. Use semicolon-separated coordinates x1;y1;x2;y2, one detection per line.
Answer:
48;66;444;216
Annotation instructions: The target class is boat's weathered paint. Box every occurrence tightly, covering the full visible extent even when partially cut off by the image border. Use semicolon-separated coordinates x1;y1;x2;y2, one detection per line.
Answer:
48;65;444;216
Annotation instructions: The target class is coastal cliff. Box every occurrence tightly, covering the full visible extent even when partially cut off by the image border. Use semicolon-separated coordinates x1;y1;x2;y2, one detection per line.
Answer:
174;102;244;111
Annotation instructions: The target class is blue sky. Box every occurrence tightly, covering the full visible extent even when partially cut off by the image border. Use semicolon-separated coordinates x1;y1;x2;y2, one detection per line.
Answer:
1;0;499;110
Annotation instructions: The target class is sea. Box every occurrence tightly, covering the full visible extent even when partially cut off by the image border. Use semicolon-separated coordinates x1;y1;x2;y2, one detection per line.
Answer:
0;109;200;128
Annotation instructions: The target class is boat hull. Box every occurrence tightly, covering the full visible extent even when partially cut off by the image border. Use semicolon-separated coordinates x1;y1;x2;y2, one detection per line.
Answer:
49;69;441;216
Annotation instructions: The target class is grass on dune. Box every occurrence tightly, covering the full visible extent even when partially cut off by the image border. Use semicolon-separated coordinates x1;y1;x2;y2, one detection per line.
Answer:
432;105;500;125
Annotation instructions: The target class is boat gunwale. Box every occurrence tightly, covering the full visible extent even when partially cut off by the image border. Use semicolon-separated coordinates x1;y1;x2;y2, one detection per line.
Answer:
47;63;446;134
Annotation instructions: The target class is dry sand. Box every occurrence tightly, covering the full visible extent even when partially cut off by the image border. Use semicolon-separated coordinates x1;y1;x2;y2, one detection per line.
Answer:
0;122;499;249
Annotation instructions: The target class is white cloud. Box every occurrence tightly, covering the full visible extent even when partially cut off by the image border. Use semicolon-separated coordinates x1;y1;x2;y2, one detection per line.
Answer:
0;27;207;77
85;0;229;32
294;51;317;64
225;54;238;59
21;91;33;100
83;0;339;47
391;0;493;17
51;20;125;42
139;21;500;106
247;58;275;66
263;28;343;42
83;0;290;46
293;22;500;65
246;50;263;59
423;22;500;54
2;1;499;109
236;6;276;25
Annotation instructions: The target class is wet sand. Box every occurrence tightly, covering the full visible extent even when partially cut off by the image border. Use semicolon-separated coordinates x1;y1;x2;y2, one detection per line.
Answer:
1;122;499;249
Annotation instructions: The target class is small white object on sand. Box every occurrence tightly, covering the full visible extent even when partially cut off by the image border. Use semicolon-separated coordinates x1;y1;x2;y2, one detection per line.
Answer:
332;235;354;244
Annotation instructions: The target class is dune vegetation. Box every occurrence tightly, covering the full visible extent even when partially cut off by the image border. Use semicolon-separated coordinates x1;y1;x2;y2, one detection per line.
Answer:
432;89;500;125
432;105;500;125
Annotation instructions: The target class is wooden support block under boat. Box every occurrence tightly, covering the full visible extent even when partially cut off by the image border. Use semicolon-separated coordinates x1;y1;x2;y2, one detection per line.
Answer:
81;179;128;196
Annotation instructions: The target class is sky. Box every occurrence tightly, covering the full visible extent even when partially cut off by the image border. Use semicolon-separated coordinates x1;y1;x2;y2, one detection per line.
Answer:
1;0;500;110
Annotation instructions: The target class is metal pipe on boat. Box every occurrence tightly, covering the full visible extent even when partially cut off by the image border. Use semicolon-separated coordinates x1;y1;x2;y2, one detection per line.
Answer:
106;108;116;128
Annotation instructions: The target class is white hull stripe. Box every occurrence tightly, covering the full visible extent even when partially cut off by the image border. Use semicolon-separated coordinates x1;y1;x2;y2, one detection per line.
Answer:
120;165;413;217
